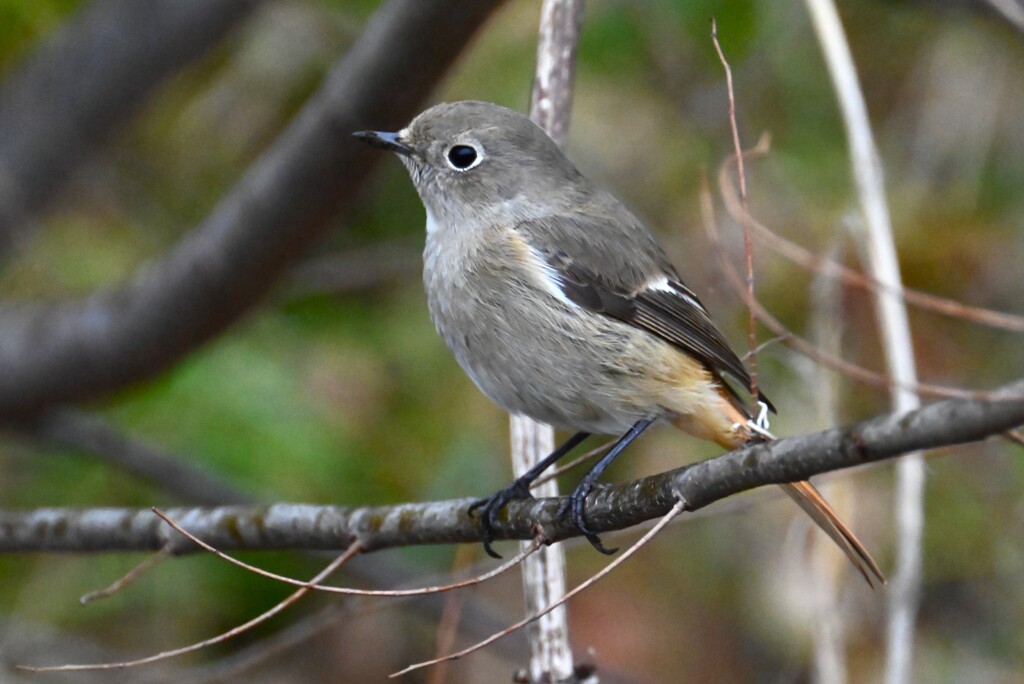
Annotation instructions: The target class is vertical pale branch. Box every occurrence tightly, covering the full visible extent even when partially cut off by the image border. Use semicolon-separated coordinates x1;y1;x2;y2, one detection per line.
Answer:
804;3;923;683
515;1;585;682
809;240;849;684
984;0;1024;32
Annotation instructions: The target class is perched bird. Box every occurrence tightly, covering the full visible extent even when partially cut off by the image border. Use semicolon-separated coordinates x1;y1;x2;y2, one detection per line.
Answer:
355;101;883;587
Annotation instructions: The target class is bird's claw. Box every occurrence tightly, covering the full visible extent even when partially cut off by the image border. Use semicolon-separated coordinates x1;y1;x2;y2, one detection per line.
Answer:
560;482;618;555
468;480;534;559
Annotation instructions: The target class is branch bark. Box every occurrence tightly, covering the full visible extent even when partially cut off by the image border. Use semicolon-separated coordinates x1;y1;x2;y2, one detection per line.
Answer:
0;0;505;418
3;379;1020;555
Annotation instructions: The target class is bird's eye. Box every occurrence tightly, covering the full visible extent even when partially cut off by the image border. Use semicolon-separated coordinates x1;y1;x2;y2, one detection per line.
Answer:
446;144;481;171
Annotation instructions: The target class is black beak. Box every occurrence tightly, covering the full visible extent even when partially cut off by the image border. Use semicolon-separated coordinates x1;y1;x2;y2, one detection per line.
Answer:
352;130;415;157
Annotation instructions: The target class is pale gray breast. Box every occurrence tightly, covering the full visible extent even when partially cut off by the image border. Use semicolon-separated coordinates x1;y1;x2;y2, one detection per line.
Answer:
421;223;662;434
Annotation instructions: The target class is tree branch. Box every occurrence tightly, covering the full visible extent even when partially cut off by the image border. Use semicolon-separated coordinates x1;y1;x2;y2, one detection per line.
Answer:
12;408;252;506
0;0;263;252
0;0;505;418
3;378;1020;555
518;2;585;680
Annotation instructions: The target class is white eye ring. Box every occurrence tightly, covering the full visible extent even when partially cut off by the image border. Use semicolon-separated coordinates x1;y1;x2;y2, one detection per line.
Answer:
445;144;483;172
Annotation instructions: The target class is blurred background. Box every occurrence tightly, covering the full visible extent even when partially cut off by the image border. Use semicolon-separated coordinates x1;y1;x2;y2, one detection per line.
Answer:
1;0;1023;681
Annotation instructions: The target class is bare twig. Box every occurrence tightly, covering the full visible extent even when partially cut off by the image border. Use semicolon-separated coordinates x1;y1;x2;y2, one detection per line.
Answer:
713;163;1000;402
20;542;363;673
808;238;850;684
1003;429;1024;447
711;18;760;401
390;499;687;678
427;545;474;684
748;217;1024;333
984;0;1024;32
534;440;612;485
154;508;539;597
711;140;1024;334
79;547;172;605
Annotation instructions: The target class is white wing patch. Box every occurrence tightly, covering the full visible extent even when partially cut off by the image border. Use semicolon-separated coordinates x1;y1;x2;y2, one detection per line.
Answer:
524;245;579;309
643;275;704;311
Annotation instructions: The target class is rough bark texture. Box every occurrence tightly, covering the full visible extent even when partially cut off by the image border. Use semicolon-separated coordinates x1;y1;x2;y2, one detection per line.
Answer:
3;379;1020;554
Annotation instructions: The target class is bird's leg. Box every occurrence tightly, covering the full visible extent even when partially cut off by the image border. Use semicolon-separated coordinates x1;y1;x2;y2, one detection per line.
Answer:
560;417;655;555
469;430;590;558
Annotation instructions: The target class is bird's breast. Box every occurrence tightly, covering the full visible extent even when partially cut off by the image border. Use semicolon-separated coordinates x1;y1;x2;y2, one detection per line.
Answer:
422;228;709;434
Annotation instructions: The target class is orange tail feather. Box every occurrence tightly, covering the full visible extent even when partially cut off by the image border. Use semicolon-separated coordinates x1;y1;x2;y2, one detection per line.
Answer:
672;391;885;588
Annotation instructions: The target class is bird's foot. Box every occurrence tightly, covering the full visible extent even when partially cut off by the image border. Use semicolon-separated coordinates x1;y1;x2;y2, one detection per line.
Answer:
558;481;618;555
468;479;534;559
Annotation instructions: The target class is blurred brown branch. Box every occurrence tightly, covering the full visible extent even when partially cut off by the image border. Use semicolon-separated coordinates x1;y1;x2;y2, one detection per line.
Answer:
3;378;1021;554
13;408;252;505
707;158;1010;401
0;0;505;419
720;169;1024;333
0;0;264;254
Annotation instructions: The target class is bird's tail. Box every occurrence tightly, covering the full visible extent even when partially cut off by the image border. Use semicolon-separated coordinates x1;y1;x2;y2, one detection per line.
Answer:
779;480;886;588
674;389;885;588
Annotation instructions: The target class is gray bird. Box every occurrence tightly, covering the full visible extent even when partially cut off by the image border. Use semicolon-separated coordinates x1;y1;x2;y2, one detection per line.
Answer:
355;101;883;587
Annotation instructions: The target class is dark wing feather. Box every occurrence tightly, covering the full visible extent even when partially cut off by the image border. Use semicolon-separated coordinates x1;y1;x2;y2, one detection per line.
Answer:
516;214;773;413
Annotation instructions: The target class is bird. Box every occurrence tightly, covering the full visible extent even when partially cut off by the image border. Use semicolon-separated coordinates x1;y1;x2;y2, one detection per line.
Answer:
354;100;883;587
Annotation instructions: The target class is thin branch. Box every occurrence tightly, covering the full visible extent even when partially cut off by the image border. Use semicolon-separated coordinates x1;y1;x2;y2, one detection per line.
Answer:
711;141;1024;334
747;216;1024;333
516;1;585;682
390;500;687;678
808;238;849;683
154;507;539;597
984;0;1024;32
803;5;923;683
79;547;172;605
427;545;474;684
0;0;506;418
535;440;613;485
2;380;1021;555
1004;429;1024;447
20;542;363;673
712;163;996;402
711;18;760;401
11;408;252;505
529;0;584;148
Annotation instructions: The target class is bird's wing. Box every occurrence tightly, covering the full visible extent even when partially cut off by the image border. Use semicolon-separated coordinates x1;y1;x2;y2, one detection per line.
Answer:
514;213;772;413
